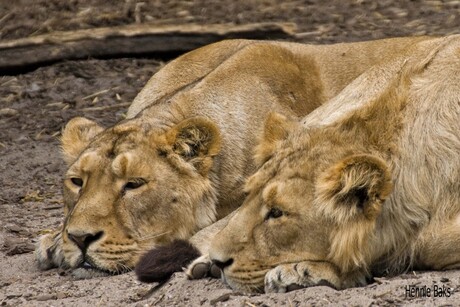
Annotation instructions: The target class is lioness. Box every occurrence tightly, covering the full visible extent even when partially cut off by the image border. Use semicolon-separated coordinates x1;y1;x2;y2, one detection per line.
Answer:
177;35;460;293
36;37;432;275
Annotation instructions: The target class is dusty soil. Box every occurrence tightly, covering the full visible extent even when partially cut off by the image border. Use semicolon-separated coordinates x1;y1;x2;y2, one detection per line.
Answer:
1;1;459;306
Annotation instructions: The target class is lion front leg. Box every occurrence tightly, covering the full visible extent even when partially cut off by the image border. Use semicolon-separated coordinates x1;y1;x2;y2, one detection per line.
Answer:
35;229;65;270
185;210;238;280
264;261;360;293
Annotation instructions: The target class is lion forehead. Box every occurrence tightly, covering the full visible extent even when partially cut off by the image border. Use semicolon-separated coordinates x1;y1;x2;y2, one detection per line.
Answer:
71;151;103;173
111;150;155;178
111;153;133;178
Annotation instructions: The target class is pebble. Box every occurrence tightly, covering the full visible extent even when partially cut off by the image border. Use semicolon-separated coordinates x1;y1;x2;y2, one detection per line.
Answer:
5;225;22;233
6;242;35;256
26;82;41;93
0;282;11;288
3;236;35;255
45;162;61;173
6;294;22;299
56;292;67;299
210;294;230;305
32;294;57;301
209;290;233;305
14;135;29;144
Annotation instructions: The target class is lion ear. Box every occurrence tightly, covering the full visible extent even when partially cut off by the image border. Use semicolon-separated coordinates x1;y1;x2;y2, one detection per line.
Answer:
61;117;104;165
165;117;221;175
254;112;298;166
316;154;393;223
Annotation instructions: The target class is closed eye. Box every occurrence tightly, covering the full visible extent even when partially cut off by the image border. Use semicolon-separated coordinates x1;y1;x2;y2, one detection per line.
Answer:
123;179;146;192
265;207;283;220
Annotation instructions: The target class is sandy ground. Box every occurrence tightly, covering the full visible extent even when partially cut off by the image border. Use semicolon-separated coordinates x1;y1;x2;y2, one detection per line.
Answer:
1;1;460;306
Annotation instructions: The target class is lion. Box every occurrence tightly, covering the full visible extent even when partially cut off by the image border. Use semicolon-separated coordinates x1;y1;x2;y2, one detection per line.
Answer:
35;36;433;276
165;34;460;293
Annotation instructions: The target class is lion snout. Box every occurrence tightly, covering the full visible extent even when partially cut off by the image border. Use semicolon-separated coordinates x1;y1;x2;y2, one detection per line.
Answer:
67;230;104;252
211;257;234;271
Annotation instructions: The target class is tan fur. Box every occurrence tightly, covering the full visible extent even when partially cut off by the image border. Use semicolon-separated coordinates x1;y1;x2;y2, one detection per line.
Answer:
35;36;434;273
202;35;460;293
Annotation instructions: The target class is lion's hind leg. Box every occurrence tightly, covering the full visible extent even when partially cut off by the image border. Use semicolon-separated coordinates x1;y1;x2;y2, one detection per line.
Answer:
415;215;460;270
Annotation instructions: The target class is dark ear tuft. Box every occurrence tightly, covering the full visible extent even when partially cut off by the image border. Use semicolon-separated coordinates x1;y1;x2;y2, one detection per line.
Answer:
135;240;201;283
316;154;392;223
166;117;221;159
164;117;221;175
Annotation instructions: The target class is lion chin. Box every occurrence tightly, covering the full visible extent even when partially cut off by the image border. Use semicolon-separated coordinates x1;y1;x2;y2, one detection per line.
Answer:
140;35;460;294
36;36;436;278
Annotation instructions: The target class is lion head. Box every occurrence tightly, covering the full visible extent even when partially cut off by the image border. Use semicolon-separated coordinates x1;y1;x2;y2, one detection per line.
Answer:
53;115;221;273
208;113;393;292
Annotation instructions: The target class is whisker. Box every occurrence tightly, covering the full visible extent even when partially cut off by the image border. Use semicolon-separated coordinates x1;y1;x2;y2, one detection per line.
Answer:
118;263;131;274
137;231;172;242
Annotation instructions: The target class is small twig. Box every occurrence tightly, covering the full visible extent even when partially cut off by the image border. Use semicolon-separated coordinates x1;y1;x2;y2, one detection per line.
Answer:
151;293;165;305
1;77;17;87
374;290;392;298
0;12;12;25
43;205;62;210
373;277;388;284
82;89;111;100
294;30;323;39
34;128;47;140
135;2;145;24
142;281;168;300
210;293;231;305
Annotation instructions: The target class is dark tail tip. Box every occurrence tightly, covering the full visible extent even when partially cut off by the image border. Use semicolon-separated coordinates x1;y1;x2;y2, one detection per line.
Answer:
135;239;201;283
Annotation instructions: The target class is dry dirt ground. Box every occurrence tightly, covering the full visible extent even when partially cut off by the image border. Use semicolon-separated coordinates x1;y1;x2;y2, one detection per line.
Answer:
1;1;460;306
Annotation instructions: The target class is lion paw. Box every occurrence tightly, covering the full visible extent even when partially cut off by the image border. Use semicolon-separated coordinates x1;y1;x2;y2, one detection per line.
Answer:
35;231;64;270
185;254;221;279
264;261;341;293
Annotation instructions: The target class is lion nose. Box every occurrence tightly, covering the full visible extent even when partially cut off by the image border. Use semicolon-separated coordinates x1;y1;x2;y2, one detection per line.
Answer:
67;231;104;251
211;257;234;270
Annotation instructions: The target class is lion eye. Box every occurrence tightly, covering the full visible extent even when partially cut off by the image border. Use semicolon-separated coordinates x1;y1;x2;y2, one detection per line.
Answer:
123;179;146;192
70;177;83;187
266;207;283;220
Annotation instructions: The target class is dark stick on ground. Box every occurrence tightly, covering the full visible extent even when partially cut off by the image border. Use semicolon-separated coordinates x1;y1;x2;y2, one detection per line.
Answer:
0;22;296;75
